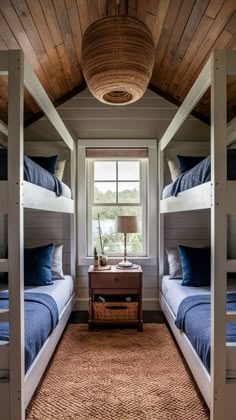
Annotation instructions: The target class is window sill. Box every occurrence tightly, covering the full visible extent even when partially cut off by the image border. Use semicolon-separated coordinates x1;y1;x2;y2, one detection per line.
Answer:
78;256;157;267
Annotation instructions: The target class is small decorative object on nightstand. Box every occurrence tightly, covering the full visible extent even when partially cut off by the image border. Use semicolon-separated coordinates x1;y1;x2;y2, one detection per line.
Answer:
88;265;143;331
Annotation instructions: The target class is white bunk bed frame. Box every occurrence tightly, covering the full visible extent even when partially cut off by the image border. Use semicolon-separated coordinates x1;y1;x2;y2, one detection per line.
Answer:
0;50;76;420
159;50;236;420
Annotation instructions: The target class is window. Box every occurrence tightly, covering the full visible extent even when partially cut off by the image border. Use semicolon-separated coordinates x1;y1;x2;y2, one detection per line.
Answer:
87;158;147;257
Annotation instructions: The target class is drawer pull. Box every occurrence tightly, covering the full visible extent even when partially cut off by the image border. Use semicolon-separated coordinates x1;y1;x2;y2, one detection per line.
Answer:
114;278;119;284
105;306;128;310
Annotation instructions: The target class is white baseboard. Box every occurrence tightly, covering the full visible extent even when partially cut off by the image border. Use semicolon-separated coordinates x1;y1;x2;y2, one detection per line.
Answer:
73;298;160;311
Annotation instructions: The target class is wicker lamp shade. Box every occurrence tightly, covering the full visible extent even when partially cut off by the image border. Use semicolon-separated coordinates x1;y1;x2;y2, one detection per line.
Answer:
81;16;155;106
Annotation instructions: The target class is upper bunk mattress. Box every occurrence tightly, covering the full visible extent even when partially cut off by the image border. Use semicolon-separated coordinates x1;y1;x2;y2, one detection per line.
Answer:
0;151;71;198
163;151;236;198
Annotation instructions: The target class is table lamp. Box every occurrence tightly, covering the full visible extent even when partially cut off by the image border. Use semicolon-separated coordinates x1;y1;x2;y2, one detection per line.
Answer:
115;215;138;268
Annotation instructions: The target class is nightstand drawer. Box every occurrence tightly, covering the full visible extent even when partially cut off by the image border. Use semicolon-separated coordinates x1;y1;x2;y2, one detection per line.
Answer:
90;272;140;289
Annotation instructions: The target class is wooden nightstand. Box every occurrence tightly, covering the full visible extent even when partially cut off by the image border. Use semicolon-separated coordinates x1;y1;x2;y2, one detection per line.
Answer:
88;265;143;331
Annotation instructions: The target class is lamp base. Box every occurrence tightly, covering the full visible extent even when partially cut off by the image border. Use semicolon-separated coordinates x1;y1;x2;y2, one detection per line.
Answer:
117;260;133;268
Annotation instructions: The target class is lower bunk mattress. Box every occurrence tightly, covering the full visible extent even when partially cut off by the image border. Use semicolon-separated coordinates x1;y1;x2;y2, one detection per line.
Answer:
0;275;74;377
161;276;236;378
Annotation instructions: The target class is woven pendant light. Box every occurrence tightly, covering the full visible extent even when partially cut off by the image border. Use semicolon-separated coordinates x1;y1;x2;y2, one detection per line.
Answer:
81;15;155;106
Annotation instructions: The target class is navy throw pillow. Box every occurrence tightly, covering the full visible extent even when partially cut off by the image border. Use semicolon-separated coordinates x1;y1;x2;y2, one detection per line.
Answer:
29;156;58;174
177;155;206;174
24;244;54;286
178;245;210;287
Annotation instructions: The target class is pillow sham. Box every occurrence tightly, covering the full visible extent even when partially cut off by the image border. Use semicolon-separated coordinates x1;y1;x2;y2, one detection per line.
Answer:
24;243;54;286
167;159;180;182
51;244;64;280
166;248;182;279
178;245;210;287
29;155;58;174
177;155;206;174
55;160;66;181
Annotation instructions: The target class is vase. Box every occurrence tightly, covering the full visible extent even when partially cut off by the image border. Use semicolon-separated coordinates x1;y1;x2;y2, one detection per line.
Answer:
99;254;108;267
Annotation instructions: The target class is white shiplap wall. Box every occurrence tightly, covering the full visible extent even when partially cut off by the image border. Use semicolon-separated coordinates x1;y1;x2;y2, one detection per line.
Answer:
15;87;223;311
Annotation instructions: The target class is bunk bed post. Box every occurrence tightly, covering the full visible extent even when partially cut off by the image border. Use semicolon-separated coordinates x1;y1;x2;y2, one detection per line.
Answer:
8;50;25;420
210;50;227;420
70;142;76;281
158;144;164;291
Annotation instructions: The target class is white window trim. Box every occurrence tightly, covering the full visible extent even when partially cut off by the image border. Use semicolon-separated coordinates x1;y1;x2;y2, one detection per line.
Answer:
87;158;147;257
77;139;158;267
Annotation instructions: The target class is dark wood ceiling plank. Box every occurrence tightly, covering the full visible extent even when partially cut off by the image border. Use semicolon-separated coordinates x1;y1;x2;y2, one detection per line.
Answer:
88;0;99;23
177;0;236;100
65;0;83;65
160;0;210;92
153;0;182;75
0;0;55;99
225;10;236;34
137;0;148;22
26;0;68;95
157;0;196;89
76;0;90;34
11;0;63;98
119;0;127;15
171;0;210;67
56;43;74;90
180;28;233;102
145;12;156;32
97;0;107;17
205;0;226;19
128;0;137;17
168;15;213;97
0;12;19;49
53;0;82;87
107;0;116;16
147;0;159;15
40;0;63;46
129;0;137;8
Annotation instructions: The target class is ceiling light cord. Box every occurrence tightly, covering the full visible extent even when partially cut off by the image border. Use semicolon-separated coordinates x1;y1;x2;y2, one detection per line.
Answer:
116;0;120;15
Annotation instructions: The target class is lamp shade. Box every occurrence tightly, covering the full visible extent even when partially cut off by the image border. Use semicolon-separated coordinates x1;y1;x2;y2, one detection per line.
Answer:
115;216;138;233
81;16;155;106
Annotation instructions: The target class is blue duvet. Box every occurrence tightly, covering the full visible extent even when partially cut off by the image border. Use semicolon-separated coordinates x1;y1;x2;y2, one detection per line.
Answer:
175;293;236;372
0;292;58;373
171;150;236;197
0;149;62;196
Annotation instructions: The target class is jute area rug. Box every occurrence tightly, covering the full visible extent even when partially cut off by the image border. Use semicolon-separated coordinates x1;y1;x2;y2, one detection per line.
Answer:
26;324;209;420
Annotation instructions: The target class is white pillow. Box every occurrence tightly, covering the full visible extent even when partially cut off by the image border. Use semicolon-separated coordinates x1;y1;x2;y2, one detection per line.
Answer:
55;160;66;181
167;158;180;182
51;244;64;280
166;248;182;279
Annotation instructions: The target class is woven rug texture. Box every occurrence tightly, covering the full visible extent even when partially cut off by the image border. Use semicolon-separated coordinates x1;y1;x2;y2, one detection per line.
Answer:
26;324;209;420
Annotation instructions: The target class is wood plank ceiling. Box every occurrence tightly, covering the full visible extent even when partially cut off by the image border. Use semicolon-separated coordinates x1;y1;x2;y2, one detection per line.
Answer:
0;0;235;127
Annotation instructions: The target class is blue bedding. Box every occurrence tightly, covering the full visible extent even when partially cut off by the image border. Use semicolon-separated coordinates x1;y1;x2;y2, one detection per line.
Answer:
0;149;63;196
24;156;62;196
175;293;236;372
0;291;59;373
170;150;236;197
171;156;210;196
